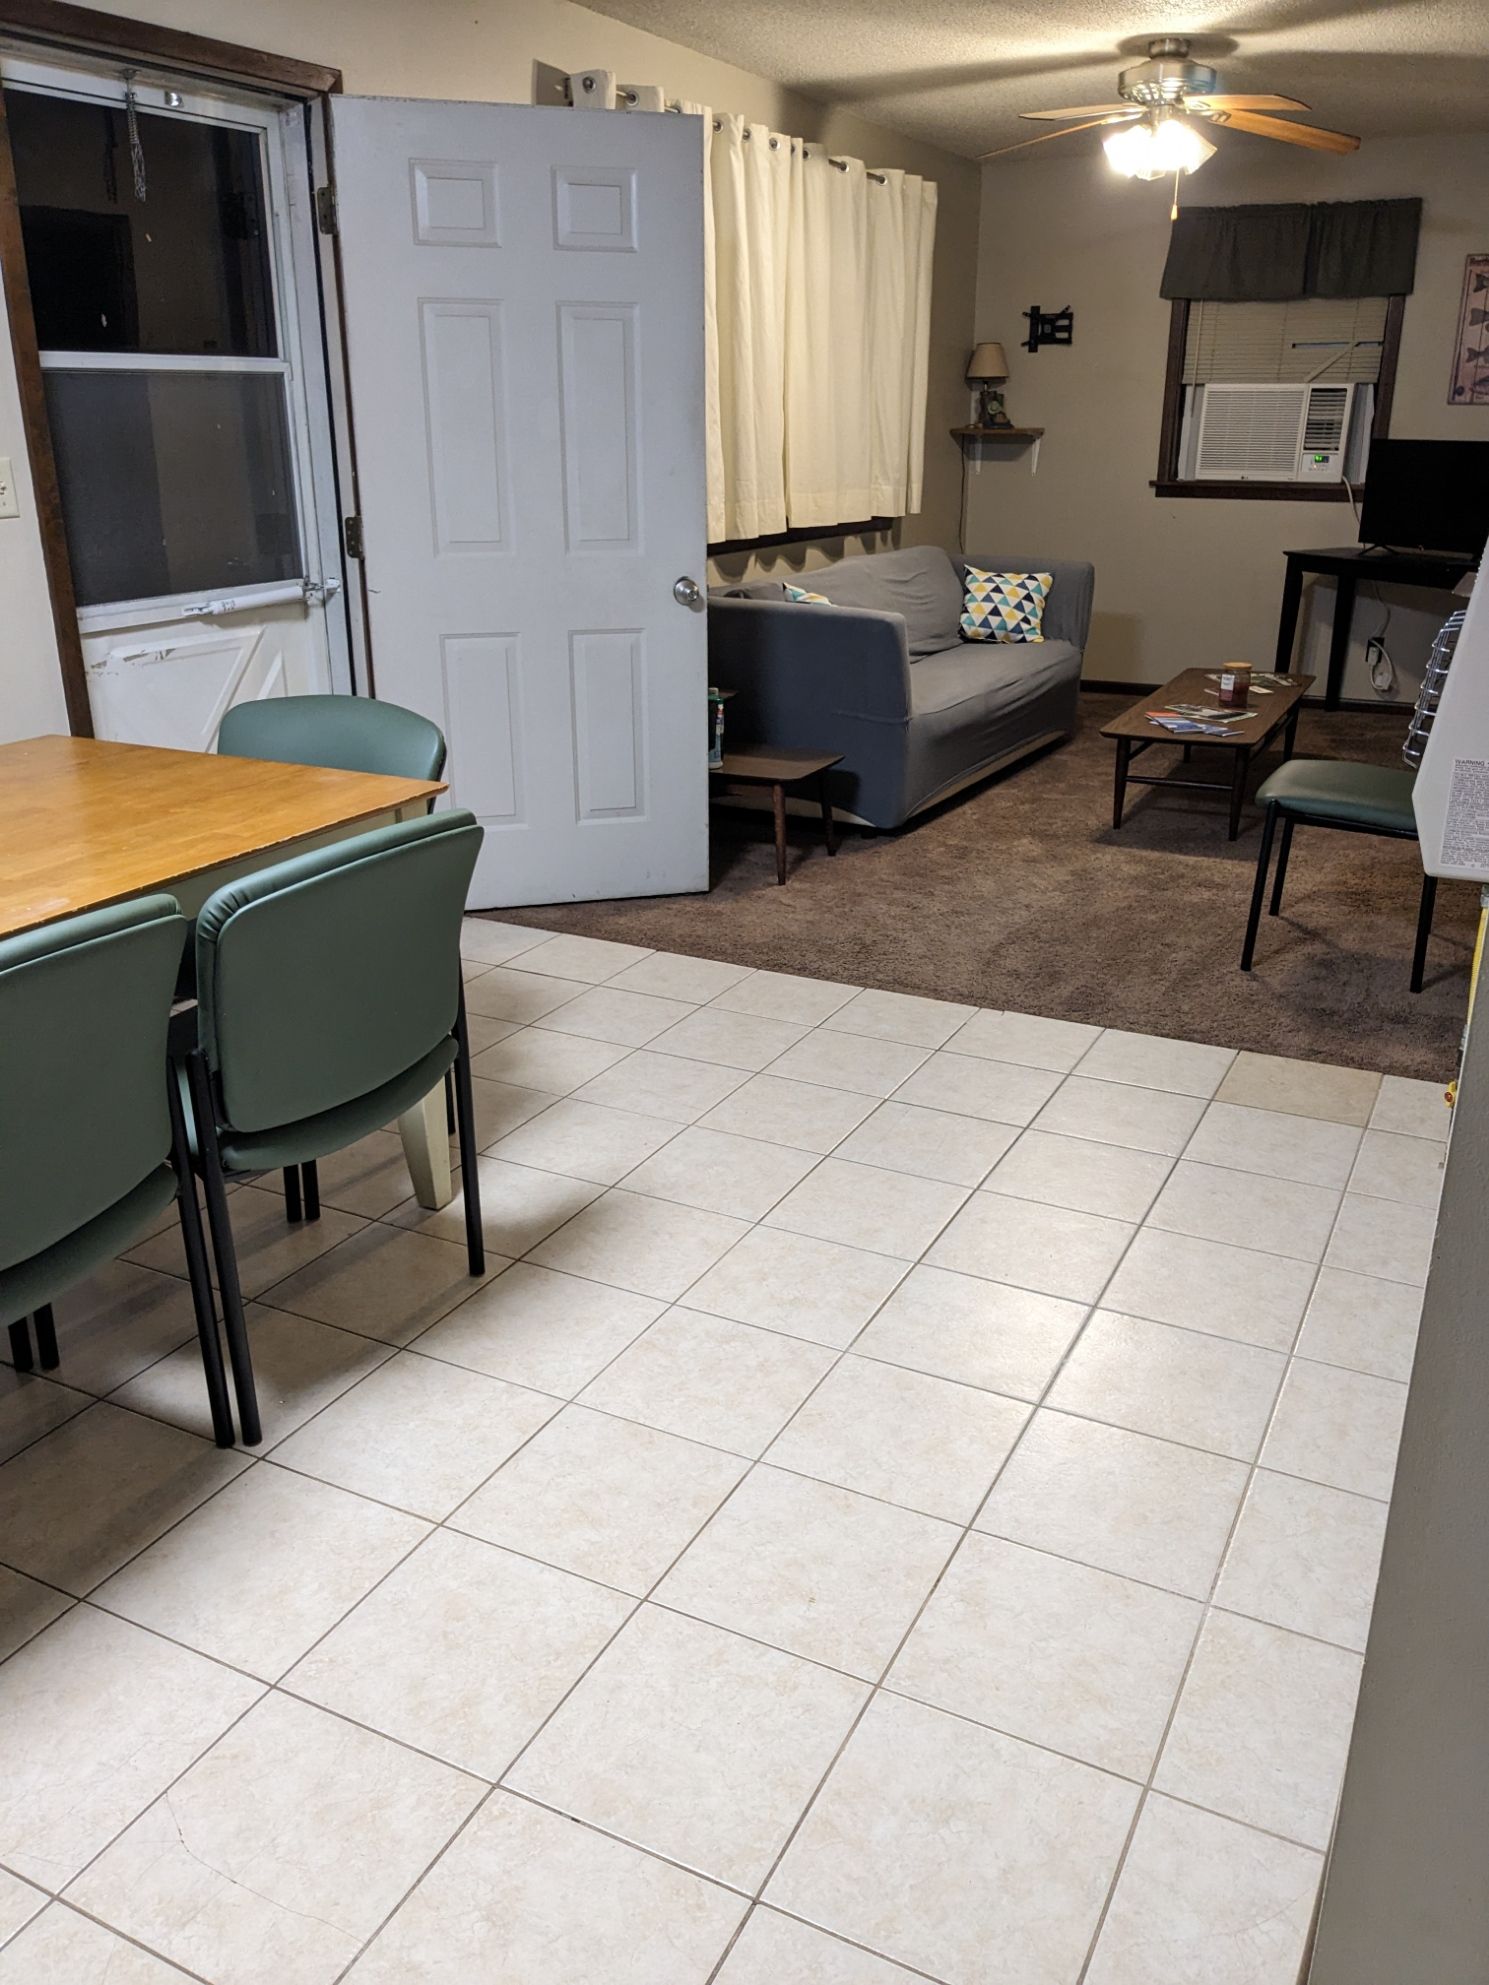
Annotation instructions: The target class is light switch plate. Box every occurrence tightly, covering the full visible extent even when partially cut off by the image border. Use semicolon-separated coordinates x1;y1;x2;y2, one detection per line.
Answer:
0;457;17;519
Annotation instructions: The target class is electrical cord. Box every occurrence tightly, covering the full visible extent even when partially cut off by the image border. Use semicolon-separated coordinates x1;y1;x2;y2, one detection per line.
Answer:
1344;472;1397;695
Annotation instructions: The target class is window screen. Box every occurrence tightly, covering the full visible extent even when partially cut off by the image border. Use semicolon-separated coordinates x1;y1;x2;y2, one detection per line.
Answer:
1182;295;1389;387
45;368;300;605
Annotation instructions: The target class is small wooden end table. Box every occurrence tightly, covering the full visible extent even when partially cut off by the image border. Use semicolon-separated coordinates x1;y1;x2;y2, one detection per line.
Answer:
1101;669;1315;840
711;746;843;885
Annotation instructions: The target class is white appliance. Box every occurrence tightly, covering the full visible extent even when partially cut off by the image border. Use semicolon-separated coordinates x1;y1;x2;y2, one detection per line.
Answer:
1189;381;1367;483
1413;567;1489;881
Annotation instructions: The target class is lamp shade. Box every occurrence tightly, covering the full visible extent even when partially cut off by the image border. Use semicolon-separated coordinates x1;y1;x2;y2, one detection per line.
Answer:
967;342;1008;382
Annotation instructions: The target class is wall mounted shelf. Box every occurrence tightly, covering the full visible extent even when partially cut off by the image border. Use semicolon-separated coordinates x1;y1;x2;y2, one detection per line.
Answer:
950;426;1044;443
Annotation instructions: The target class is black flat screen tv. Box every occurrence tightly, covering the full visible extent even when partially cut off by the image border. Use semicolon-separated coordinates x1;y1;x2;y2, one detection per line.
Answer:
1358;439;1489;558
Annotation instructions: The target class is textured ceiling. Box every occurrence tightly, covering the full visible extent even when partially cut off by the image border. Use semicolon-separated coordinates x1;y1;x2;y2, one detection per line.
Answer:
579;0;1489;159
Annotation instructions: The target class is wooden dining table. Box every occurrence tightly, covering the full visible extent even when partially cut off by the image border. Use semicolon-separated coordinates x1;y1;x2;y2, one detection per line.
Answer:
1;734;456;1209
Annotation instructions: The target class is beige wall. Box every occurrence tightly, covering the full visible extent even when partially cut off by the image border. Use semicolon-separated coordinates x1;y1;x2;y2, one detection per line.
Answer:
967;133;1489;696
0;0;979;740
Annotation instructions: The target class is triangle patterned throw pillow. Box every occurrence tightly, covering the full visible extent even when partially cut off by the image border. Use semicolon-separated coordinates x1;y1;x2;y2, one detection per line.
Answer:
961;567;1052;643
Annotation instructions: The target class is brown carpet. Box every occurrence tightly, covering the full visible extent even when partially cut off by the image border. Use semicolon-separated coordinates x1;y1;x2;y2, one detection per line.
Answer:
489;693;1474;1081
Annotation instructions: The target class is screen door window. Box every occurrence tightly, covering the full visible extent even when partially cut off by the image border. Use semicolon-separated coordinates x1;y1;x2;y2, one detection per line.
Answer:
6;84;302;607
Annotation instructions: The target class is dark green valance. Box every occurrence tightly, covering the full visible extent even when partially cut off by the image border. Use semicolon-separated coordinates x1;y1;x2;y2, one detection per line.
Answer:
1161;197;1421;301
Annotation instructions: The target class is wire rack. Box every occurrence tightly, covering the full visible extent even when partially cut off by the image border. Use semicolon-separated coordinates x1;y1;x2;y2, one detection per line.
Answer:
1404;609;1467;767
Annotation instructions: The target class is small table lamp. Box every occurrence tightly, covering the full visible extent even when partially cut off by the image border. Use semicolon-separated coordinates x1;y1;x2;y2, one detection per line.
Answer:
967;342;1012;429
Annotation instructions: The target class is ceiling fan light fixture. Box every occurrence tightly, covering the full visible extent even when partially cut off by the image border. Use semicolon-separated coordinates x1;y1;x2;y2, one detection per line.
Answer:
1152;115;1218;174
1103;115;1216;182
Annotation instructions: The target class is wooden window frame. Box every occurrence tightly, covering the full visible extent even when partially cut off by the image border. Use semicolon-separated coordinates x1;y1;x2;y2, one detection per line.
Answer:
1151;292;1404;503
0;0;341;736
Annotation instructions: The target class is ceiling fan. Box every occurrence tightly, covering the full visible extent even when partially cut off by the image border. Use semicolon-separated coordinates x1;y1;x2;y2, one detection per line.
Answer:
982;35;1360;192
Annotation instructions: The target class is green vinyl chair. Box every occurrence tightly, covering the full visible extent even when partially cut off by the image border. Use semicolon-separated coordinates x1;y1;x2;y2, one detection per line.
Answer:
181;809;484;1445
217;693;449;1219
218;694;447;782
1240;760;1437;993
0;898;234;1447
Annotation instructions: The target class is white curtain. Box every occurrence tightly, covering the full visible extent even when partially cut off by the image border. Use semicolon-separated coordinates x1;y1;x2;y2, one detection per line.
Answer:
682;106;937;543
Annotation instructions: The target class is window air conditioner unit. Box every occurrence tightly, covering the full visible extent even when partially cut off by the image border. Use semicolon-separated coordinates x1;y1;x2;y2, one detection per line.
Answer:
1192;382;1362;483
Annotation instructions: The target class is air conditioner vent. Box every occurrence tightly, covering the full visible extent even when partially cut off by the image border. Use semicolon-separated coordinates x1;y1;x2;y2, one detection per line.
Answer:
1302;386;1349;453
1195;386;1305;479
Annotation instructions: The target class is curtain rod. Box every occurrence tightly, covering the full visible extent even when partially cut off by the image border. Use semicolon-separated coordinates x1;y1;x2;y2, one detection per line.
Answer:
559;78;887;181
704;116;887;181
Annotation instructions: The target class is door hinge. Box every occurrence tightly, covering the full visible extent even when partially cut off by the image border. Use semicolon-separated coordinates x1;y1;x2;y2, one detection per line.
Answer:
342;515;364;559
315;184;338;235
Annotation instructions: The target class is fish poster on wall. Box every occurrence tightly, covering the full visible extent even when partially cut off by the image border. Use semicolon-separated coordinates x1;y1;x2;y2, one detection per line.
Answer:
1448;253;1489;405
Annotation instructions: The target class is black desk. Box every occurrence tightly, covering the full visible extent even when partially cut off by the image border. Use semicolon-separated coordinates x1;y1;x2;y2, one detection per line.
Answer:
1275;546;1475;709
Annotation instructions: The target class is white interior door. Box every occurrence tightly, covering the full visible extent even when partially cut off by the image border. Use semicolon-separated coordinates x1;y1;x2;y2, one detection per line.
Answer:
329;98;709;907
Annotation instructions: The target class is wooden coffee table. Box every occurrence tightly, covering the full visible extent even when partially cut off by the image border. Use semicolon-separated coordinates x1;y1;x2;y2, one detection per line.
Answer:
711;746;843;885
1101;669;1314;840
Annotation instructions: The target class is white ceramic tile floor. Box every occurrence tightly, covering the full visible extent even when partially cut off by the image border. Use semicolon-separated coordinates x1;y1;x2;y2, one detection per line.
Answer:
0;928;1437;1984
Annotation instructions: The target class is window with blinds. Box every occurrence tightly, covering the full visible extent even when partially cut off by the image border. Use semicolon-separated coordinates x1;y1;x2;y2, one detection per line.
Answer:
1182;295;1390;387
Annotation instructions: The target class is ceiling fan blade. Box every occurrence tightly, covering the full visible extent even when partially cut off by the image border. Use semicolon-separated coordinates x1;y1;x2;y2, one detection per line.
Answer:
1188;93;1310;112
981;113;1137;160
1210;109;1359;153
1019;103;1132;121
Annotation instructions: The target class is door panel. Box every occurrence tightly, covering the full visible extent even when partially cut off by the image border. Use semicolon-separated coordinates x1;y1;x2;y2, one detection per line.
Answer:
81;604;321;750
572;630;645;817
329;99;708;907
442;633;522;821
422;303;511;553
559;304;640;550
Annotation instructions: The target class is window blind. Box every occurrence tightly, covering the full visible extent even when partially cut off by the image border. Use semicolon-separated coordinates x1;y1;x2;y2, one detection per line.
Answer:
1182;295;1389;387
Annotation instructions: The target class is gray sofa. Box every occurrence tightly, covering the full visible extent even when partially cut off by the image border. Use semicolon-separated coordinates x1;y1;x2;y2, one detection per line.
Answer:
709;545;1093;829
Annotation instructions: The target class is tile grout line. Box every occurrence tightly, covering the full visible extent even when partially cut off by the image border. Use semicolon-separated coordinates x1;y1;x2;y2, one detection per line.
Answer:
0;1378;1399;1644
1;1104;1413;1635
16;1126;1422;1441
306;1005;968;1978
4;1036;1410;1592
508;1069;1039;1980
30;1898;220;1984
94;1047;1431;1371
715;1056;1200;1961
705;1896;952;1985
322;1290;879;1985
1070;1093;1369;1984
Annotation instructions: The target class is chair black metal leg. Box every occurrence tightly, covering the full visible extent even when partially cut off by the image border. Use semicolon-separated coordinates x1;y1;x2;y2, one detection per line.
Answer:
283;1165;303;1222
166;1070;236;1449
444;1069;456;1137
31;1304;58;1371
301;1159;320;1222
7;1318;34;1373
451;991;485;1276
1269;816;1295;917
1411;869;1438;995
1241;804;1280;972
185;1051;262;1446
